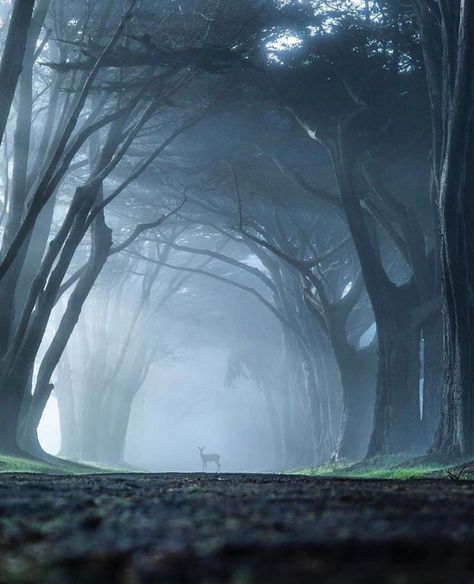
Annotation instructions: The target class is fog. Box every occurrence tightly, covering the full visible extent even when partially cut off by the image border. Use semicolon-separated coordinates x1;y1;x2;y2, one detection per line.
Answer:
0;0;459;470
37;231;306;471
40;347;277;472
2;2;473;581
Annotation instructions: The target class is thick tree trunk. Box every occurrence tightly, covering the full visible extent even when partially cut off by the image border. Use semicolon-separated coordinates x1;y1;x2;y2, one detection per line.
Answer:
368;311;423;456
0;387;26;455
336;345;376;461
419;1;474;457
331;128;424;457
432;204;474;456
20;383;54;457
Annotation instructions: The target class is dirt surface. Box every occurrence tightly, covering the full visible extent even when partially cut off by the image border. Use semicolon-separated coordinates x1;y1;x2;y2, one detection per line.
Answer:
1;473;474;583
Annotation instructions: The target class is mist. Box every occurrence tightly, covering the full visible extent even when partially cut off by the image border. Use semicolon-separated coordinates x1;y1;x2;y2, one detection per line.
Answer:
2;1;474;581
0;0;471;474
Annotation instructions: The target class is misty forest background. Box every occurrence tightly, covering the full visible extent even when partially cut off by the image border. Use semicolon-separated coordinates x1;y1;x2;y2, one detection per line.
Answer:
0;0;471;472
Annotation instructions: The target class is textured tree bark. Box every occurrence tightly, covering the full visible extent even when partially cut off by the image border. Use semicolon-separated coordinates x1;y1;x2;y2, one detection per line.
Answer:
414;0;474;456
432;132;474;455
368;309;423;456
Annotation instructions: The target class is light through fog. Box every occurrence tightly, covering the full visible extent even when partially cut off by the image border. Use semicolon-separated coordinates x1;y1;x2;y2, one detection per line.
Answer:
0;0;469;578
0;0;441;475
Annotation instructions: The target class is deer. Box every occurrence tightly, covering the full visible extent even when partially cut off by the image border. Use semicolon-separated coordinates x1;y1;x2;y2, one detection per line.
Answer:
197;446;221;472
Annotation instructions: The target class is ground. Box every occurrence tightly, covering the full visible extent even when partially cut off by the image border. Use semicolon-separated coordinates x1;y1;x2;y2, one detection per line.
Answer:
1;473;474;583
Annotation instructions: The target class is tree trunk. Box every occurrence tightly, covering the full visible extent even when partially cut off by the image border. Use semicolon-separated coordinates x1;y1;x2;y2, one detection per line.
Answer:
336;344;376;461
20;383;54;457
368;310;423;456
261;386;283;469
0;0;36;147
280;346;292;467
330;127;424;457
79;400;102;462
55;357;77;457
416;0;474;457
98;390;135;466
0;0;50;358
0;387;26;455
21;212;112;456
421;315;443;445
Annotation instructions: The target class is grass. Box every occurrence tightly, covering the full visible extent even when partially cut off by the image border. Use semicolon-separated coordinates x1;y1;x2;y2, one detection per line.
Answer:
289;454;473;480
0;453;133;475
1;452;471;480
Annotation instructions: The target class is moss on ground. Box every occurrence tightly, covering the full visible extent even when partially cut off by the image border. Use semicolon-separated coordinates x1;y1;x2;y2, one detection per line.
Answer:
0;454;130;475
290;455;474;480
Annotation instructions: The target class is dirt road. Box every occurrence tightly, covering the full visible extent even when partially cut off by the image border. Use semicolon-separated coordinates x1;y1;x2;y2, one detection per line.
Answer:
0;473;473;583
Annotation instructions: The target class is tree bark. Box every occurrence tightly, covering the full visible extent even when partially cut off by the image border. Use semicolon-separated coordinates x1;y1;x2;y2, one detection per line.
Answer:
331;124;424;457
422;315;443;444
368;306;423;456
414;0;474;456
0;0;36;147
0;389;27;455
336;344;376;461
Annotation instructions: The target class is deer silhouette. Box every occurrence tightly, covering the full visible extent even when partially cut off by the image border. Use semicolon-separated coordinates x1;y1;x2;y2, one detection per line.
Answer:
197;446;221;472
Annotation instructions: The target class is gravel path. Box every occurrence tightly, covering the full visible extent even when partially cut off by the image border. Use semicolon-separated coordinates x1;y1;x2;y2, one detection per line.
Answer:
0;473;473;583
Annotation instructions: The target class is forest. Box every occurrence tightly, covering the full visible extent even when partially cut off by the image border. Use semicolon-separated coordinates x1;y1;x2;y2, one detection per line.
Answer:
0;0;473;582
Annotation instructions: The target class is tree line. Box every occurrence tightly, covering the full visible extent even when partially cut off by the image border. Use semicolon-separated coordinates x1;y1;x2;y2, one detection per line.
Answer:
0;0;472;468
